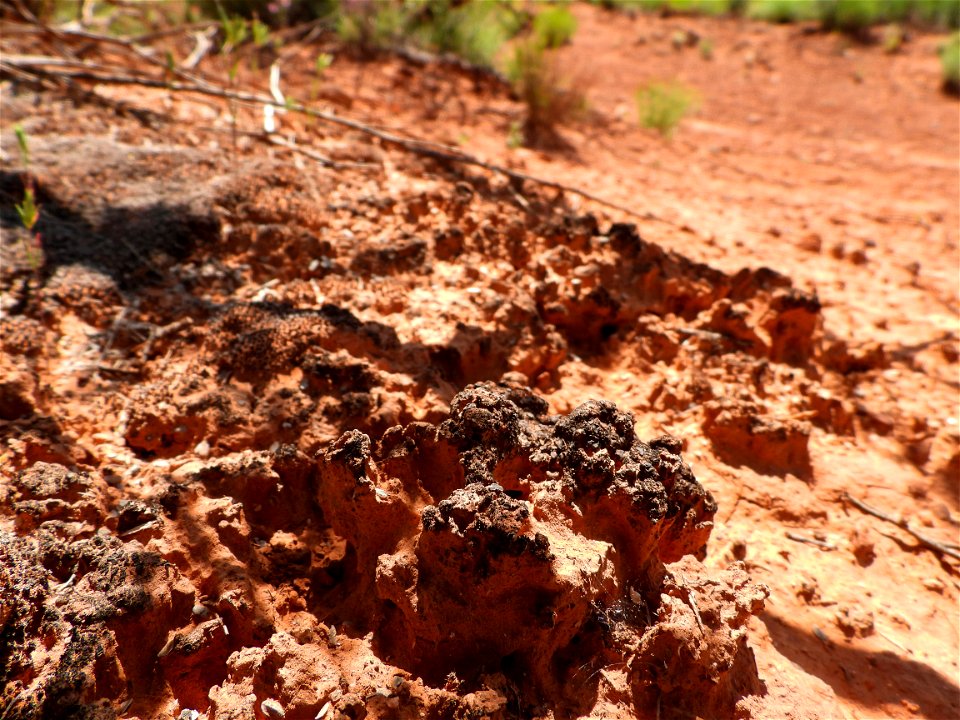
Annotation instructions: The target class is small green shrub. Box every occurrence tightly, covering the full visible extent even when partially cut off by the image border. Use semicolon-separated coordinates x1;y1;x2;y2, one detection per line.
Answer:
940;31;960;94
336;1;410;53
635;80;700;138
506;38;586;144
334;0;525;66
607;0;737;14
533;5;578;48
819;0;884;34
659;0;739;15
417;0;525;67
192;0;338;27
746;0;818;23
747;0;958;30
912;0;959;29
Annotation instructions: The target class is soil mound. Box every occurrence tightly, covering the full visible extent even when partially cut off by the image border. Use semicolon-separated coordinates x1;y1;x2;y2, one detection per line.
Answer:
1;384;770;720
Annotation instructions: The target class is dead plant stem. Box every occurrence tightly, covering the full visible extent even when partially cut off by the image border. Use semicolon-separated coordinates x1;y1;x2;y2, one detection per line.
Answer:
843;493;960;561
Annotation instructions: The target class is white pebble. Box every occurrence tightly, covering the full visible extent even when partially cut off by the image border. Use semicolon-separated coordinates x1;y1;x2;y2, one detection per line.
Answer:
261;699;285;719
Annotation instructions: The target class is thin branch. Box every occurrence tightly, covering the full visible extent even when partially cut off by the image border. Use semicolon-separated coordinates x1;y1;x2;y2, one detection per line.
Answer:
0;58;673;225
785;531;835;551
9;0;79;60
843;493;960;561
266;133;346;169
0;61;167;127
9;8;223;93
1;54;125;73
130;21;220;45
199;124;377;170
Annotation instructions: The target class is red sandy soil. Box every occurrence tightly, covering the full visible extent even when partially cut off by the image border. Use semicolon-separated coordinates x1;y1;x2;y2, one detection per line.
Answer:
1;5;958;720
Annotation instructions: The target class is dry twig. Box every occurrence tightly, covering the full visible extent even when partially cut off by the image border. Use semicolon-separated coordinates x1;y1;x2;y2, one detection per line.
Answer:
785;531;836;551
843;493;960;561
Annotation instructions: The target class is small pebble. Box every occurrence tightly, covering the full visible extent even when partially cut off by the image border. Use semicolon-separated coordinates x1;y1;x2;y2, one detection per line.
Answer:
192;604;210;618
261;699;285;719
922;577;945;593
194;440;210;458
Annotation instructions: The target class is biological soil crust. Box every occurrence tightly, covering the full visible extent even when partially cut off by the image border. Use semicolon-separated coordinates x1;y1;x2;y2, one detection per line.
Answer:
0;6;958;720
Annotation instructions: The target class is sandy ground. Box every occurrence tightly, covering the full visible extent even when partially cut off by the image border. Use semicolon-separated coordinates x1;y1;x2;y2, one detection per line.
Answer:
1;5;958;720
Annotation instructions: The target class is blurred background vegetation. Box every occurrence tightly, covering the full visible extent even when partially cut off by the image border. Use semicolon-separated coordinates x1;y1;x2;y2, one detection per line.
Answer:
10;0;957;138
18;0;959;40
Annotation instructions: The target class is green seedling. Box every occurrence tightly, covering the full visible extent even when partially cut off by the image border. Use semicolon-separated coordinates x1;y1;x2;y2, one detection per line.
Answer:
11;124;42;270
15;187;38;232
14;124;29;167
507;121;523;149
316;53;333;75
219;11;248;54
251;18;270;48
216;10;247;146
311;53;333;101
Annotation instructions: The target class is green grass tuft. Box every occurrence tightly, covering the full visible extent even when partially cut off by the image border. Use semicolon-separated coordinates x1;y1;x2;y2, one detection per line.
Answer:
746;0;818;23
635;80;700;138
744;0;957;29
506;38;587;145
418;0;525;68
336;2;410;53
533;5;579;48
819;0;885;33
333;1;527;67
